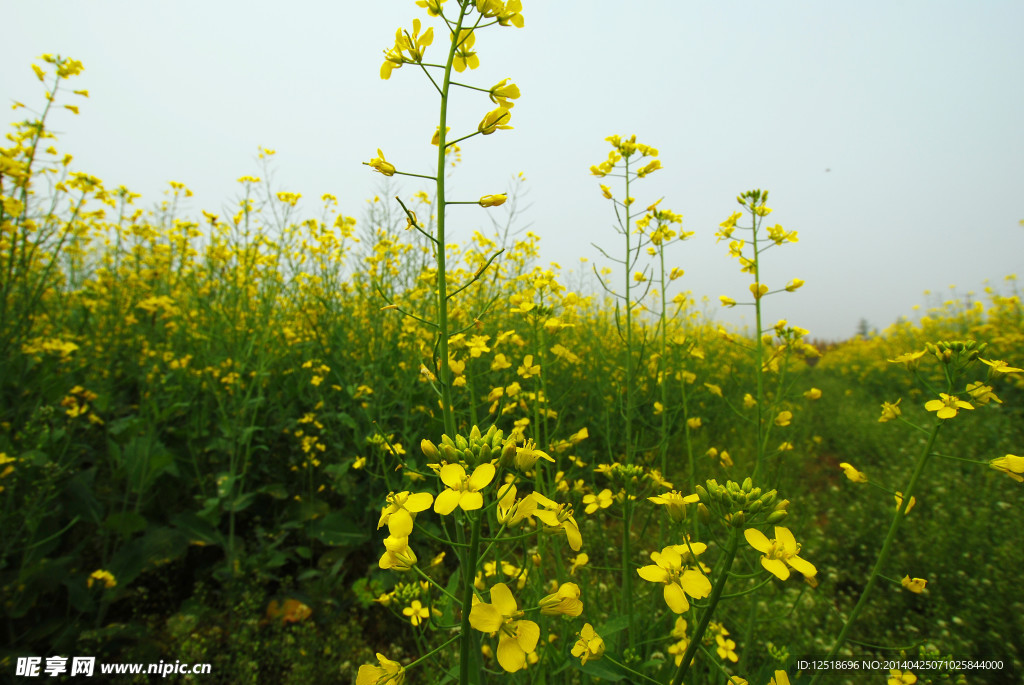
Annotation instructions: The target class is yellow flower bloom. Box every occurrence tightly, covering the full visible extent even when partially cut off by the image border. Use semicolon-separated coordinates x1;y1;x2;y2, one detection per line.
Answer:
894;492;916;514
716;633;738;662
924;393;973;420
513;439;554;470
356;653;405;685
838;462;867;483
569;552;589;575
744;526;816;581
571;623;604;664
750;282;769;299
774;411;793;427
582;488;613;514
888;669;918;685
416;0;446;16
980;358;1023;375
879;399;902;423
87;569;117;589
434;463;496;514
687;417;702;430
888;350;926;368
489;78;520;106
379;534;418;571
770;671;791;685
539;582;583;616
803;387;822;400
479;194;507;207
532;493;583;551
965;381;1001;405
648;490;699;522
403;600;429;626
378;490;434;535
636;544;712;613
784;278;804;292
368;149;396;176
720;295;737;308
452;29;479;72
478;105;512;135
901;575;927;593
469;583;539;673
989;454;1024;482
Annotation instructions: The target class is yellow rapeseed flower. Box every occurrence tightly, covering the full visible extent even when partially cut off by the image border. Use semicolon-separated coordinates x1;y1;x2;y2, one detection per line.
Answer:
356;653;405;685
989;454;1024;482
539;582;583;616
434;463;495;514
368;149;396;176
87;569;117;589
901;575;927;593
636;544;712;613
924;393;973;420
744;526;816;581
839;462;867;483
571;623;604;664
469;582;539;673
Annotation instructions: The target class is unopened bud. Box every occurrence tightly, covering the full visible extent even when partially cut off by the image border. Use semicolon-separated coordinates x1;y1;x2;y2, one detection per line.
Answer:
421;439;440;460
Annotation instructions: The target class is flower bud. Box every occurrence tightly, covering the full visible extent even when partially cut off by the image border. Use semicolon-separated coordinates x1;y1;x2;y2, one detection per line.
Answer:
421;439;440;460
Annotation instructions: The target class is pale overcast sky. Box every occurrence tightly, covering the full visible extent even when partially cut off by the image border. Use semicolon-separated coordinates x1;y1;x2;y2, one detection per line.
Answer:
4;1;1022;340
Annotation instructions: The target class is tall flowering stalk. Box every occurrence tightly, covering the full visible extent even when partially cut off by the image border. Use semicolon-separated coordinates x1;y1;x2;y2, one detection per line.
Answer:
362;4;596;683
589;135;666;648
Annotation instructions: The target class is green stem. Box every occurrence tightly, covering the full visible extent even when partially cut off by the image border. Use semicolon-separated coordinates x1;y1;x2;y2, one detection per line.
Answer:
671;527;740;685
458;514;482;685
808;420;942;685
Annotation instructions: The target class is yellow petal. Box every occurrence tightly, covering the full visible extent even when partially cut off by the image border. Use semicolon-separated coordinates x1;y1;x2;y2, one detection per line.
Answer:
469;602;504;633
406;492;434;512
468;463;496;490
434;489;460;515
637;564;671;584
459;491;484;511
744;527;771;553
680;568;712;599
439;463;466;488
774;526;797;553
664;582;690;613
497;635;527;672
490;582;518;616
762;557;790;580
788;555;817;578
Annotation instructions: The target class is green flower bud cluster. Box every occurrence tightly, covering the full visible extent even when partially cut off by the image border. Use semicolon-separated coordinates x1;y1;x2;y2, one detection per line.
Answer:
421;424;513;468
925;339;987;365
392;580;424;603
694;478;788;528
608;462;646;483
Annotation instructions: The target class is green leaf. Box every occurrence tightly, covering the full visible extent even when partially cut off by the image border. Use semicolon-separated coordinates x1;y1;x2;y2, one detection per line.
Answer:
306;512;370;546
576;658;628;681
103;511;148;537
171;512;225;548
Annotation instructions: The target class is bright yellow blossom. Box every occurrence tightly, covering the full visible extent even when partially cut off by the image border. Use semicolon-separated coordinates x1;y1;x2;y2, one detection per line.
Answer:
571;623;604;664
744;526;816;581
469;583;539;673
356;653;405;685
636;544;712;613
839;462;867;483
539;582;583;616
901;575;927;593
879;399;902;422
479;194;507;207
924;393;973;419
989;454;1024;482
434;463;495;514
368;149;395;176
